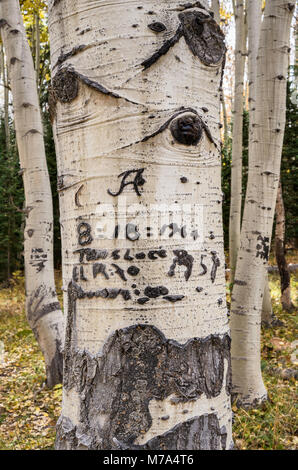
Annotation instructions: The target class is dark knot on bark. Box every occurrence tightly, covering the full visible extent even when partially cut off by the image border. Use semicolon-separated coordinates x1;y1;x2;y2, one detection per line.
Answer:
148;22;167;33
170;114;203;146
52;69;78;103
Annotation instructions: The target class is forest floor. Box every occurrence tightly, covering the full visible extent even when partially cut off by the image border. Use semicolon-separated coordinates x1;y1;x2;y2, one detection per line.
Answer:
0;253;297;450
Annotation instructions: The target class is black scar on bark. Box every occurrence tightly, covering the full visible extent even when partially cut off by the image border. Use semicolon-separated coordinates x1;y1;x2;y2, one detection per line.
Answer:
54;44;89;69
51;68;140;106
115;107;216;150
60;292;231;449
141;25;183;70
141;10;225;71
179;11;226;66
144;286;169;298
148;22;167;33
51;68;79;103
170;114;203;146
163;294;184;302
56;412;228;450
146;108;216;148
46;334;63;389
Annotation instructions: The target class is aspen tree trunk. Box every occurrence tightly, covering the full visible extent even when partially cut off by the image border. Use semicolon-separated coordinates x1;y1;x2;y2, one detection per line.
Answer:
247;0;274;325
48;0;232;450
0;0;64;388
275;181;294;312
230;0;294;408
0;44;10;152
229;0;246;282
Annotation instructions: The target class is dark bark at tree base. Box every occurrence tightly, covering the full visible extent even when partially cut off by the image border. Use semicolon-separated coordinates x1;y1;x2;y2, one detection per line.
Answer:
56;413;229;450
261;315;284;329
275;238;295;312
46;341;63;389
231;394;268;411
55;281;231;450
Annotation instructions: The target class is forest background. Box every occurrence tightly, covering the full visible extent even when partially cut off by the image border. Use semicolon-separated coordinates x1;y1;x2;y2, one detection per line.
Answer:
0;0;296;450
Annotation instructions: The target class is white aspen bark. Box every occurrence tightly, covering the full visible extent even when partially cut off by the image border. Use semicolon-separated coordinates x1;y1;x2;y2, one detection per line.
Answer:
0;0;64;387
0;43;10;152
230;0;294;408
229;0;246;282
246;1;273;319
48;0;232;450
275;180;294;312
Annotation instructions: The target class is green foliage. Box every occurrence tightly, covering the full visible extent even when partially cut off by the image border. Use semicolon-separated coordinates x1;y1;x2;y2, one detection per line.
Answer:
0;1;61;281
280;76;298;244
0;119;24;282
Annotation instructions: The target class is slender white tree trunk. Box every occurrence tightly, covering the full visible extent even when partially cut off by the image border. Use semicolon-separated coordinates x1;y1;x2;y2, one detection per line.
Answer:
247;0;273;322
0;0;64;387
48;0;232;450
0;43;10;152
275;180;294;312
229;0;246;282
230;0;294;408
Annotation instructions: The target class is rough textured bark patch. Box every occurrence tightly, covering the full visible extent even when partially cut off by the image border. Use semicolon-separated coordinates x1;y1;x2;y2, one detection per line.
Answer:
56;413;228;450
179;11;225;65
57;281;231;449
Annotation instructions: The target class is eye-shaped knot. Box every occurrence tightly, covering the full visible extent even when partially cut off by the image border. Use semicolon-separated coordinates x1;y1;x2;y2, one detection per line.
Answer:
170;114;203;146
148;22;167;33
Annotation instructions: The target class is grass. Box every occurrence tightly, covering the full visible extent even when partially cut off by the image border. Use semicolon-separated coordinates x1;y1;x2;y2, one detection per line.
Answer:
0;264;297;450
